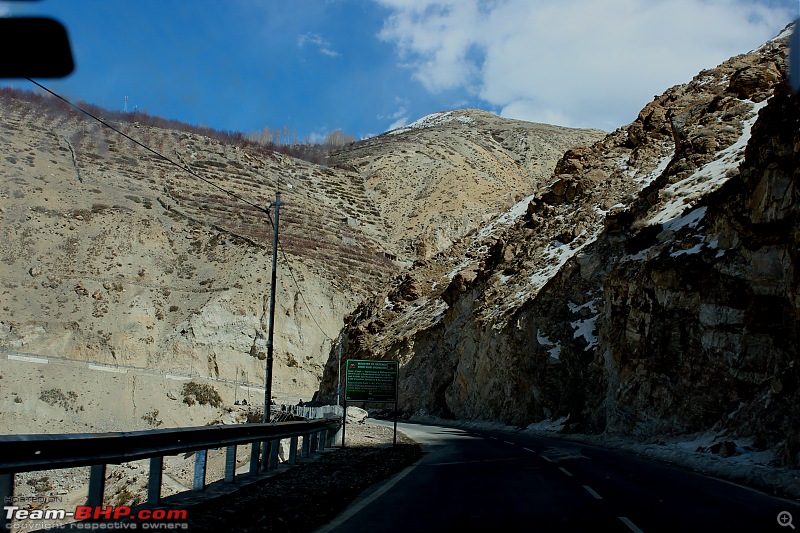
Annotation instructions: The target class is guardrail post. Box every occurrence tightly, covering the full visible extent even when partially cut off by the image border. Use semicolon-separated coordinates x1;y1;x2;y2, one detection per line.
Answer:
289;435;298;465
301;433;311;458
193;450;207;491
318;430;326;451
268;439;280;470
225;446;237;483
1;473;13;533
249;442;260;475
260;441;270;473
148;456;163;506
310;431;318;455
87;464;106;506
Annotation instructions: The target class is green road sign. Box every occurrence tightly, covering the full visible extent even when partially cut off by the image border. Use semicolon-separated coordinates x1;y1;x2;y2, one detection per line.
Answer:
345;359;398;403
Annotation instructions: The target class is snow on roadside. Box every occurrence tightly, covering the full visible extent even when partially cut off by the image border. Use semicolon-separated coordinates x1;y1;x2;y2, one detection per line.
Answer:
404;413;800;500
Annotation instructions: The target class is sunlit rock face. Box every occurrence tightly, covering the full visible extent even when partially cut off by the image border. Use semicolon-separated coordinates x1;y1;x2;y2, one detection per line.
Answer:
318;26;800;464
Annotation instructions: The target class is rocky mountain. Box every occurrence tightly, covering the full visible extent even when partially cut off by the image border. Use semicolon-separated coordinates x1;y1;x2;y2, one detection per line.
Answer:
330;110;604;259
0;90;599;432
318;26;799;464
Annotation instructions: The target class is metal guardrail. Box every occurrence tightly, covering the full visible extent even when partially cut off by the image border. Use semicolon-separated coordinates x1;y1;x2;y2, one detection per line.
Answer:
0;418;342;532
296;405;344;420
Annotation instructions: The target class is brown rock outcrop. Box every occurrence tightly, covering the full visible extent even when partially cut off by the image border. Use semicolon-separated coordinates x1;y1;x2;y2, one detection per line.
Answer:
318;25;799;465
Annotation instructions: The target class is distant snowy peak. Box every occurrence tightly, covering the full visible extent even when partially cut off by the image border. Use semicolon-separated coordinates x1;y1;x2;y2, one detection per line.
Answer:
388;110;478;135
754;21;795;53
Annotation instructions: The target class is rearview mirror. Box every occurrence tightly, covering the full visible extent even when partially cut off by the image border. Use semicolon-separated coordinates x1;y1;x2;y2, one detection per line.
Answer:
0;17;74;78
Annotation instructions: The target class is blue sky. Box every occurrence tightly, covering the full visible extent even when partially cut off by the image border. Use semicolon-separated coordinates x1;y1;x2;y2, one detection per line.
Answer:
2;0;797;141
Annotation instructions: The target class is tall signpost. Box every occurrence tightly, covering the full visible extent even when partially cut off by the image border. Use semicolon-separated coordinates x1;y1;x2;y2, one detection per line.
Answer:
264;192;284;423
343;359;399;447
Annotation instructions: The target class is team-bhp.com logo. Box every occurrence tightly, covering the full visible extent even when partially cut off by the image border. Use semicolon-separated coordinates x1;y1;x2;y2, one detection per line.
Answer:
4;505;188;530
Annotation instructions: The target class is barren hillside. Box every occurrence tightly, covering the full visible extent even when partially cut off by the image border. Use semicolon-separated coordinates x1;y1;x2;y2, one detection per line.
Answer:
0;90;600;433
331;109;604;258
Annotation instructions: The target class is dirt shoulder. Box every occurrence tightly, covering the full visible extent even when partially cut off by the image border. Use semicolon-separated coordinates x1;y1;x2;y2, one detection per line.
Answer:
186;421;421;532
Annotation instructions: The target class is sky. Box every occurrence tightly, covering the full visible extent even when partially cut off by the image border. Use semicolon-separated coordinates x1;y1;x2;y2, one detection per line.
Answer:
2;0;798;142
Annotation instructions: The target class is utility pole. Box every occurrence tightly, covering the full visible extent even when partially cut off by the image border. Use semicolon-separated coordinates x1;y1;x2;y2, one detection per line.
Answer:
264;192;284;422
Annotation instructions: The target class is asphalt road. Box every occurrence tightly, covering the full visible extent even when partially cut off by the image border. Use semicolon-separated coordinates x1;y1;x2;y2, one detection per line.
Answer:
317;421;800;533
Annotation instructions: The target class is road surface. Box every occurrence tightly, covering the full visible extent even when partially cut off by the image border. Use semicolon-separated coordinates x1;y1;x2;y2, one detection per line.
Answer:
317;421;799;532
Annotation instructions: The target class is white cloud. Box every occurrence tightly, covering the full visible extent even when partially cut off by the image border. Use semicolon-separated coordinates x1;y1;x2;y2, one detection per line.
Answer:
298;32;341;57
379;97;411;129
375;0;796;129
388;115;410;130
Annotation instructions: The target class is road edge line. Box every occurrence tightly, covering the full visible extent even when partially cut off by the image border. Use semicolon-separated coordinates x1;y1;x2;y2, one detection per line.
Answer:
313;458;422;533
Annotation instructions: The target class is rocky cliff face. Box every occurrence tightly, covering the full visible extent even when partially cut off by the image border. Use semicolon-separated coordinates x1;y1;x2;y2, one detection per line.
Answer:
319;27;799;463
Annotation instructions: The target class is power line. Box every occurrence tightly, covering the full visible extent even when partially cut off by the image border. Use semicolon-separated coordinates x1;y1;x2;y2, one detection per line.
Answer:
264;208;335;342
25;77;269;217
280;241;335;342
25;78;336;343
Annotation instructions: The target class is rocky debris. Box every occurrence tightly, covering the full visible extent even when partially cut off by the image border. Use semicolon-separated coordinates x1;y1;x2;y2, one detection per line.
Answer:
701;441;739;458
345;406;368;424
318;25;799;466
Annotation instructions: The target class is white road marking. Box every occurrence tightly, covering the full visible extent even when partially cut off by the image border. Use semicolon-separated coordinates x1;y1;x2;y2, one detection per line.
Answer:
7;354;48;364
583;485;603;500
429;457;528;466
559;467;573;477
165;374;191;381
619;516;644;533
541;455;555;463
315;462;420;533
504;440;515;445
523;447;535;453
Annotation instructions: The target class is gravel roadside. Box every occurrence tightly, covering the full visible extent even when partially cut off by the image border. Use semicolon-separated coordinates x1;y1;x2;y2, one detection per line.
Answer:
186;421;421;532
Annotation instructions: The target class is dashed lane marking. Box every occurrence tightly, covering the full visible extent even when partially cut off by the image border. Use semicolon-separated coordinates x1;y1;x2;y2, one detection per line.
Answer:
619;516;644;533
583;485;603;500
428;457;528;466
504;441;515;445
523;447;535;453
559;467;573;477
